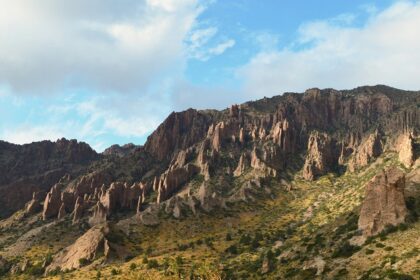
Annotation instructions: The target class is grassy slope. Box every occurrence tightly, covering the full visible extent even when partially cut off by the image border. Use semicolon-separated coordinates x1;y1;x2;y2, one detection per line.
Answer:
2;152;419;280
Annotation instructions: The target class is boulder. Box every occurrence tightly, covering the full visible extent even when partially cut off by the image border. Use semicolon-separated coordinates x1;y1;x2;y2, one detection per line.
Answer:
303;256;326;276
358;167;408;237
46;225;110;273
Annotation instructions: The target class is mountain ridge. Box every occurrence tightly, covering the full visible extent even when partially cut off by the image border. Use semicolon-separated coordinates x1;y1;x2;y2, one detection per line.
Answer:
0;85;419;279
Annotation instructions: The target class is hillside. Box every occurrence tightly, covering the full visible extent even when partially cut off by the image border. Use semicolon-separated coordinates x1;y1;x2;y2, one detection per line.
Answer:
0;85;419;279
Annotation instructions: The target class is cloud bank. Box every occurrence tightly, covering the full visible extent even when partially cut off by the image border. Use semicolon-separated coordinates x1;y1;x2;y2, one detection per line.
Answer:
0;0;202;94
238;1;420;99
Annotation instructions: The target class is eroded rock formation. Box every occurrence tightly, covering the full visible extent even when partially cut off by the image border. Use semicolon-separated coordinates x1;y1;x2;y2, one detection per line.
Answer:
42;184;63;220
46;225;110;272
303;131;336;180
358;167;408;237
348;130;383;172
396;132;415;168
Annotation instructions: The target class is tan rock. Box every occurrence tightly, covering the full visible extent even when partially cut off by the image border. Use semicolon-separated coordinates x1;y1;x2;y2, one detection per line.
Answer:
157;164;199;203
233;153;248;177
46;225;110;273
303;256;326;276
250;147;277;177
57;203;66;219
358;167;408;237
25;192;43;215
303;131;335;180
349;130;382;172
239;127;245;144
42;184;62;220
396;132;415;168
72;196;84;224
89;202;107;226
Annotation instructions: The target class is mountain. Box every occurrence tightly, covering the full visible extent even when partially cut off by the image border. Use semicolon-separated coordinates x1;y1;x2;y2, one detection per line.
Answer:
0;85;419;279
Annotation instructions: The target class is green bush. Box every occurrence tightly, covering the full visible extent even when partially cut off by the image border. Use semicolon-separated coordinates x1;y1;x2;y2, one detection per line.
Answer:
239;234;251;245
147;259;159;269
226;233;232;241
332;241;360;258
79;258;90;267
129;263;137;270
365;248;375;255
225;244;238;254
375;242;386;248
384;269;414;280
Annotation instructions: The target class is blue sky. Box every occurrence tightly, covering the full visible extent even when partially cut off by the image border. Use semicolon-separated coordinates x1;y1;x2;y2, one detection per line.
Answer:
0;0;419;151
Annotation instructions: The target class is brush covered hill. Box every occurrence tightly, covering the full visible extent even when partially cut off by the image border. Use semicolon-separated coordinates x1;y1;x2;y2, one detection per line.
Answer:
0;85;419;279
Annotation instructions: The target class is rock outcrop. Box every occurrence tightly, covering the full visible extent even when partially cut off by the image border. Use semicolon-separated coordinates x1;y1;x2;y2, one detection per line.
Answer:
348;131;383;172
250;147;277;177
25;192;43;215
233;153;248;177
89;202;108;226
46;225;110;273
303;131;336;180
358;167;408;237
42;184;63;220
157;164;199;203
72;196;84;224
396;132;415;168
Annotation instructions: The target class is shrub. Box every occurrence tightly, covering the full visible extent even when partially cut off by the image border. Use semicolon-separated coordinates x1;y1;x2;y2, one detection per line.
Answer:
79;258;90;267
129;263;137;270
111;268;119;275
375;242;386;248
365;248;375;255
239;234;251;245
142;256;149;264
384;269;414;280
27;263;45;276
332;242;360;258
225;244;238;255
177;243;189;251
147;259;159;269
226;233;232;241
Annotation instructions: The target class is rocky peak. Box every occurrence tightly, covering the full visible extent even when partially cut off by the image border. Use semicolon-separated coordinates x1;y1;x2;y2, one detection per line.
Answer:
144;109;211;161
103;143;139;157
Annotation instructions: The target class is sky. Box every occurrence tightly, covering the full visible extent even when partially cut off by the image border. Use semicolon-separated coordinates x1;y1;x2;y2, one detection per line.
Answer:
0;0;419;151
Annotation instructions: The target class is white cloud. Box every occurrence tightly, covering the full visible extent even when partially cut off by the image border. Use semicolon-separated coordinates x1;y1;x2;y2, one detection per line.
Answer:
238;1;420;99
208;39;236;56
2;125;66;145
187;27;236;61
0;0;202;94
